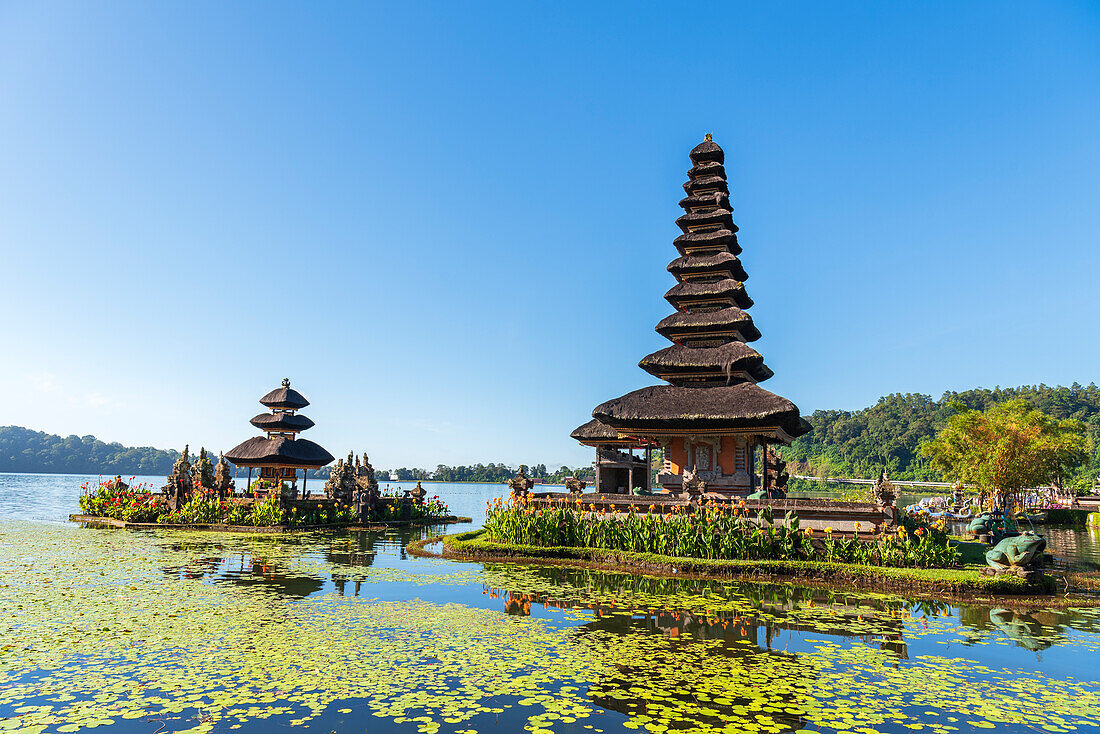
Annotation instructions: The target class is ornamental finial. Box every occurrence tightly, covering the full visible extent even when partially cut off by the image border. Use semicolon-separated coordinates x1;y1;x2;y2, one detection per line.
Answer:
704;133;712;142
281;377;290;388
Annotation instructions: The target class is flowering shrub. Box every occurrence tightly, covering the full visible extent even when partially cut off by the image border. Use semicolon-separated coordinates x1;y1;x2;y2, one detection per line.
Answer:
367;493;451;521
414;494;451;520
79;478;164;522
483;497;958;569
285;502;356;527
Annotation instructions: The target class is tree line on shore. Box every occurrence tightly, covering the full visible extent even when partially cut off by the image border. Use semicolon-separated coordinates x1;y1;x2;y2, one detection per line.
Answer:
6;382;1097;486
784;383;1100;486
329;463;597;483
0;426;596;483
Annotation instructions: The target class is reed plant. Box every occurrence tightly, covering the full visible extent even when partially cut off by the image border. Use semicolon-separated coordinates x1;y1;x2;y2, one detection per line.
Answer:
483;496;957;568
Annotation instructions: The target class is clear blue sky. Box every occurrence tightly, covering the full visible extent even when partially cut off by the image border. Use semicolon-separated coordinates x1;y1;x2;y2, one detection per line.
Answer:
2;1;1098;470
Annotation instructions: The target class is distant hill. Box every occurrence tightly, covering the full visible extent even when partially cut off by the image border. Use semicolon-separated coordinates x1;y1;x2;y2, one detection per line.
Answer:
0;426;185;476
784;383;1100;486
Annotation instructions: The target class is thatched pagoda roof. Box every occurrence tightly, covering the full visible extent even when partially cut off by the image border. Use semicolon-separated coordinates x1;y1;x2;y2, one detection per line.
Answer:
667;252;748;282
673;229;740;255
249;412;315;432
689;137;725;164
260;385;310;410
655;307;761;343
224;436;334;468
665;278;753;310
687;161;725;180
570;418;619;441
639;342;773;384
682;175;730;197
593;383;810;438
675;208;735;234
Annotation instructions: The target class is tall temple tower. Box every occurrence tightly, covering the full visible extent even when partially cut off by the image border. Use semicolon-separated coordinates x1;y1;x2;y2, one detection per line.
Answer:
573;135;810;497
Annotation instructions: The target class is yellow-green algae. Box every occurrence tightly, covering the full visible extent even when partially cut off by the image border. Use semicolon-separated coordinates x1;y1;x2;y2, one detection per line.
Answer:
2;522;1100;734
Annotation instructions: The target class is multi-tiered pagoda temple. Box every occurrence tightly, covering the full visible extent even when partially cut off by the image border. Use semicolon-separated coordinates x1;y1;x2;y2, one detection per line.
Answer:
573;135;810;497
225;379;335;494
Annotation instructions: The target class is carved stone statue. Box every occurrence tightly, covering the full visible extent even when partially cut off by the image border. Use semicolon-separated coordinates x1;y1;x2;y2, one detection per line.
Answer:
356;452;379;494
565;472;586;495
191;446;215;490
984;532;1047;581
872;469;896;507
213;453;234;497
682;468;706;499
508;467;534;498
952;484;966;511
349;453;380;520
411;481;427;502
166;445;193;511
765;447;789;499
324;454;358;504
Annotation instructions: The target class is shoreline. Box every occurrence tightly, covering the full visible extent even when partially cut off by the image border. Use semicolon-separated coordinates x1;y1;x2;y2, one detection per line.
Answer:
68;513;473;533
414;529;1100;607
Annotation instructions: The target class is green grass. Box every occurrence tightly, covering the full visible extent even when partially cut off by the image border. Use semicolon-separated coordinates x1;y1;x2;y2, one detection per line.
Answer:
440;529;1046;596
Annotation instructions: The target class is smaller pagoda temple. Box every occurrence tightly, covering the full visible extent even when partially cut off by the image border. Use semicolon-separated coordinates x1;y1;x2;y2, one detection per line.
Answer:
225;379;334;496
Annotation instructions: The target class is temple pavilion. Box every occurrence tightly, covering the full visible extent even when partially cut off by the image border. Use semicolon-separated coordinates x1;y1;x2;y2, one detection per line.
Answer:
225;379;335;494
573;135;810;497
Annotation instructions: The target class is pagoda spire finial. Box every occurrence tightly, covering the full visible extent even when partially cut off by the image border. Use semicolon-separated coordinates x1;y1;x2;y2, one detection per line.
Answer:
282;377;290;388
704;133;712;141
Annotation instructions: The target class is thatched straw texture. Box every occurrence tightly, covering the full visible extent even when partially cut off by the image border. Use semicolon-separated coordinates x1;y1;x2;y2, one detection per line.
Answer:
687;161;725;180
665;279;753;309
593;383;810;437
667;252;748;282
249;412;315;432
675;208;734;234
260;386;310;410
673;228;740;255
689;138;724;164
682;176;730;197
655;307;761;343
639;343;773;383
224;437;334;467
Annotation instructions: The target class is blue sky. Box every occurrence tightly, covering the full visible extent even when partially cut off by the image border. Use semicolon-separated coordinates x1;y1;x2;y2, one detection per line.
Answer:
1;1;1098;469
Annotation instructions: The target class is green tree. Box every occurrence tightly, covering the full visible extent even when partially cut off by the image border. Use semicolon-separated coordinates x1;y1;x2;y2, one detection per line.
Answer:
920;399;1089;506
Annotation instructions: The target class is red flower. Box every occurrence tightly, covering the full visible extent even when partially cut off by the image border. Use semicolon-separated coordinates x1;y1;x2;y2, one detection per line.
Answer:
915;527;925;536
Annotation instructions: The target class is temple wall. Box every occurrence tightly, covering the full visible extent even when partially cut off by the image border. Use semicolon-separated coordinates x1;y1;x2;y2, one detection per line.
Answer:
665;442;688;475
717;436;738;475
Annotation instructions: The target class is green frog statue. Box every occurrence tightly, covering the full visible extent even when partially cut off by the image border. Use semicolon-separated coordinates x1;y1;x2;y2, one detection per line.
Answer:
967;512;995;536
984;532;1047;578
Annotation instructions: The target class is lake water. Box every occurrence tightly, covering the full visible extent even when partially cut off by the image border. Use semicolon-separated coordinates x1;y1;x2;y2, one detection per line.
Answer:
3;472;1100;734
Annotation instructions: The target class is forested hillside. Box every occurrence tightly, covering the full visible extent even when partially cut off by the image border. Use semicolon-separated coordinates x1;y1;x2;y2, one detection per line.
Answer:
0;426;182;476
784;383;1100;485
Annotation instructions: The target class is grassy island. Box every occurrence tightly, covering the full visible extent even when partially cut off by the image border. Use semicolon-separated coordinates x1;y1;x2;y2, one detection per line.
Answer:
73;477;468;531
427;496;1066;598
